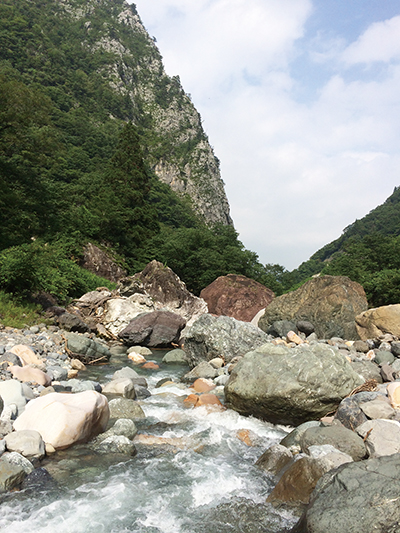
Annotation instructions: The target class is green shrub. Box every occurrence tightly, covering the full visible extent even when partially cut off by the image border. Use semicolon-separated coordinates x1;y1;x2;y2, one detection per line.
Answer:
0;291;43;328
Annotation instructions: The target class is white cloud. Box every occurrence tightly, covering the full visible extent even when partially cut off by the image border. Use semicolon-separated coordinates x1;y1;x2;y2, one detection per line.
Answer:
342;15;400;64
130;1;400;269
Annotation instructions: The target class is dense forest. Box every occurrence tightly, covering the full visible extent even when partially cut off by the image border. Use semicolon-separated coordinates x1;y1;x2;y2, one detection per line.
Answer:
0;0;275;307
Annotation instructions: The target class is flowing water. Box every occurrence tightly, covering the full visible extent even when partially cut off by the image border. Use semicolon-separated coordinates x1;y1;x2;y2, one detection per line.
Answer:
0;352;297;533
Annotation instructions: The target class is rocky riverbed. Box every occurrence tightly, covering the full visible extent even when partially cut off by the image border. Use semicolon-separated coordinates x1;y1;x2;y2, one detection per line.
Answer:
2;263;400;532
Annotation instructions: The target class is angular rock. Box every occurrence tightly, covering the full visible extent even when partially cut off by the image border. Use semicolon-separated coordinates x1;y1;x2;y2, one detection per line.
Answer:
334;391;379;430
13;391;109;450
200;274;274;322
94;435;137;455
66;333;111;364
0;379;27;415
359;399;395;420
355;304;400;340
294;455;400;533
122;260;208;326
81;242;127;282
5;430;45;460
0;454;27;492
225;343;364;425
356;419;400;457
118;310;186;347
57;312;90;333
259;275;368;340
307;444;353;470
102;294;155;336
182;361;218;382
300;425;367;461
183;314;270;367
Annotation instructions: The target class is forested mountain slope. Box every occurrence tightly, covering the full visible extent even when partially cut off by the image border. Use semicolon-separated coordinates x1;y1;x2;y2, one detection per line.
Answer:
0;0;273;303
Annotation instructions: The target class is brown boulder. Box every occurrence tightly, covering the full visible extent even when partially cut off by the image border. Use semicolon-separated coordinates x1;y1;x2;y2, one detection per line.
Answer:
118;310;186;347
118;260;208;325
200;274;274;322
259;275;368;340
355;304;400;340
81;243;126;282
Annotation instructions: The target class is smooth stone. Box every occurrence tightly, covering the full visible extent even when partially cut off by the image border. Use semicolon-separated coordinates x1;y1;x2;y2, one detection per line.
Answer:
112;367;140;381
13;391;109;450
300;425;367;461
94;435;137;455
5;430;45;460
102;378;136;399
359;399;395;420
108;398;145;420
387;382;400;408
162;349;188;365
255;444;293;476
374;350;395;365
356;419;400;457
9;345;43;366
10;366;51;386
280;421;321;448
182;361;218;382
0;454;27;492
0;380;27;415
127;346;152;356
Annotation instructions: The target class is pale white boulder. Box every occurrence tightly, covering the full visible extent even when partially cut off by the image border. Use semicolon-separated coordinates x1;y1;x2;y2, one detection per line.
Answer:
103;294;155;336
13;391;109;450
9;345;43;366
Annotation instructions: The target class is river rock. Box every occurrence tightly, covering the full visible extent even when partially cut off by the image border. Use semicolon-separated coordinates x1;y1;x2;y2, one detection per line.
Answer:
359;398;395;420
0;454;27;493
299;425;367;461
57;312;90;333
66;333;111;363
350;360;382;383
108;397;146;419
255;444;293;476
0;379;27;415
259;275;368;340
182;361;218;382
4;430;45;460
9;345;43;366
267;320;297;338
10;365;51;386
224;343;364;425
200;274;274;322
356;419;400;457
267;456;328;505
118;310;186;347
387;382;400;408
102;377;136;399
280;421;321;448
94;435;137;455
333;391;379;430
13;391;109;450
355;304;400;340
121;260;208;326
183;314;270;367
162;349;188;364
293;454;400;533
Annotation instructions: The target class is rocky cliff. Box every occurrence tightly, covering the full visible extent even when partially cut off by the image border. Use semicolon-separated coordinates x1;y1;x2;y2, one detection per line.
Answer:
56;0;232;225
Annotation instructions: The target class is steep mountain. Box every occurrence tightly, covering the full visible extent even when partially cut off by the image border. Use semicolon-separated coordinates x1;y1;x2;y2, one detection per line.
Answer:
0;0;232;226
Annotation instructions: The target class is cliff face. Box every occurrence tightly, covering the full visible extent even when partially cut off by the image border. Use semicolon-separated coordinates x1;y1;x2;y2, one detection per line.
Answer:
57;0;233;225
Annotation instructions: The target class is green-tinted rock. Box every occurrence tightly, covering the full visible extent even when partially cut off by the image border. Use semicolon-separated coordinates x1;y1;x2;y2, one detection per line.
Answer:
66;333;111;363
162;349;188;365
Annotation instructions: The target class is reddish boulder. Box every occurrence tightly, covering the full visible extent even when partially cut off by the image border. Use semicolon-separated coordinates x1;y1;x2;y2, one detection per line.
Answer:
200;274;274;322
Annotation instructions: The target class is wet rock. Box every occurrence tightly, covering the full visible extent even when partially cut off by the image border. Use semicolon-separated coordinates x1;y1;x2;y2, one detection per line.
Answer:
94;435;137;455
192;378;216;393
259;275;367;340
267;456;328;505
142;362;159;370
4;430;45;460
162;349;188;365
356;419;400;457
21;467;57;491
293;454;400;533
183;314;269;367
127;351;147;364
13;391;110;450
200;274;274;322
118;310;186;348
102;377;136;399
225;343;364;425
108;398;145;420
299;425;367;461
255;444;293;476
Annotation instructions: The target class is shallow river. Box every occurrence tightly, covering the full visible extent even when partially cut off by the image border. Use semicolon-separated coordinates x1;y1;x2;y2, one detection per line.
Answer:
0;351;297;533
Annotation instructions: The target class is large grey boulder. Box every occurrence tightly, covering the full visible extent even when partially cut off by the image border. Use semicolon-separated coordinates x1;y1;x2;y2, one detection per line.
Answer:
183;314;270;367
259;275;368;340
225;343;364;425
118;310;186;347
292;454;400;533
66;333;111;364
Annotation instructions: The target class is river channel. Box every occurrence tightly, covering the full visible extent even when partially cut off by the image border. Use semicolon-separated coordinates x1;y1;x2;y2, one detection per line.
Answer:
0;350;297;532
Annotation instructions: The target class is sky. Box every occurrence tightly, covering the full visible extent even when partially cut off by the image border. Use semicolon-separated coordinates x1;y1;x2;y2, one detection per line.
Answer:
129;0;400;270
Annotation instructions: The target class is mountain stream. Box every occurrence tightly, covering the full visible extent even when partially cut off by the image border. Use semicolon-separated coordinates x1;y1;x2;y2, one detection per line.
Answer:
0;351;297;533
